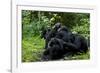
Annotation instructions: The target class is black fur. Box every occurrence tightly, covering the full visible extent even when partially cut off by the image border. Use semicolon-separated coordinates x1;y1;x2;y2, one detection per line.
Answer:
41;23;61;49
41;23;88;61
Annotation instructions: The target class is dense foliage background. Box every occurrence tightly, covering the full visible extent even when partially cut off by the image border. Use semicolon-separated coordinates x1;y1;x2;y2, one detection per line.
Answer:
22;10;90;62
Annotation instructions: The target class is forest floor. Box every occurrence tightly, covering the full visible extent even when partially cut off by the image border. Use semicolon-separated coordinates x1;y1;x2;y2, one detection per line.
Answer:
22;36;90;62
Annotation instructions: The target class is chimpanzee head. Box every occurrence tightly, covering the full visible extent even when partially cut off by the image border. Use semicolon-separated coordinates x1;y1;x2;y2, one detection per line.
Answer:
53;22;61;31
42;38;67;61
58;26;70;32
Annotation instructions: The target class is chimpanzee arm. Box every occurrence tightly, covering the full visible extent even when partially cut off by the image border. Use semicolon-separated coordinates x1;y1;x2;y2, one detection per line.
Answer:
63;42;79;52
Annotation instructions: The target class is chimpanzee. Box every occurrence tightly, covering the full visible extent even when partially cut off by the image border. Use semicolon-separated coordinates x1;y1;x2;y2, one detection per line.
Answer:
42;34;88;61
41;22;62;49
55;25;88;53
42;38;67;60
41;23;88;61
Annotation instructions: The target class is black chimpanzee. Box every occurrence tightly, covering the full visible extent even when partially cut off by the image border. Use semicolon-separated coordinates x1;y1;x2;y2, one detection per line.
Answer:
55;25;88;53
42;34;88;61
41;23;88;61
41;38;67;60
41;22;62;49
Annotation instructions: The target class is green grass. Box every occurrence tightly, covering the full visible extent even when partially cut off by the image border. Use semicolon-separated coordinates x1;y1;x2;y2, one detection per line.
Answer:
22;36;45;62
22;36;90;62
64;51;90;60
